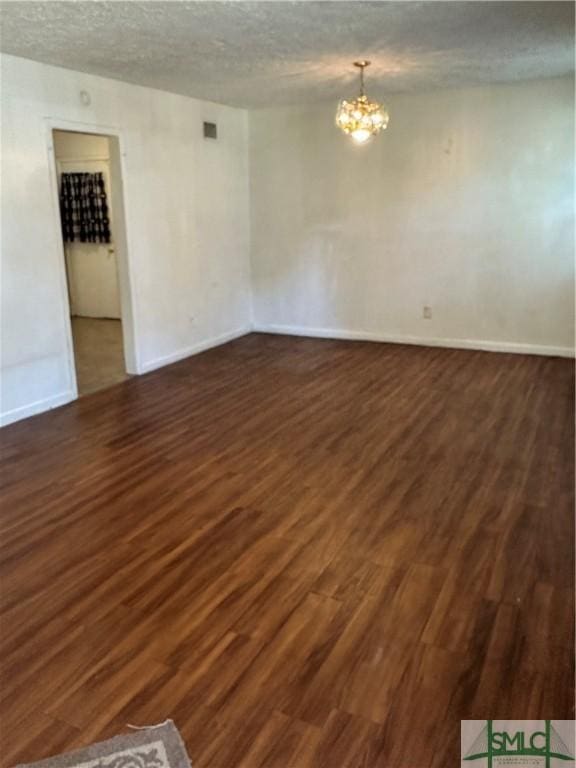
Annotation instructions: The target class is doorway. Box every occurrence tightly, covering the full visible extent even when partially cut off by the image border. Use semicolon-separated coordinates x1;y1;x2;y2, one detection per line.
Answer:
53;129;130;396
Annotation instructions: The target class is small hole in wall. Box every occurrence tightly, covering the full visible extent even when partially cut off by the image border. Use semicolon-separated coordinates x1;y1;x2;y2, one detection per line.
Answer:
203;122;217;139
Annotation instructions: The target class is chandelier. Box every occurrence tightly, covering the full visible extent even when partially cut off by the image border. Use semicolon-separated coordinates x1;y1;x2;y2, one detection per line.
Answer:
335;61;389;144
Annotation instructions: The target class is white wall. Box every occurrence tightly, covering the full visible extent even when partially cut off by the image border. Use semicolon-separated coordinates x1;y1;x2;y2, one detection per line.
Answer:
1;54;252;424
53;130;109;159
54;130;122;320
249;77;575;356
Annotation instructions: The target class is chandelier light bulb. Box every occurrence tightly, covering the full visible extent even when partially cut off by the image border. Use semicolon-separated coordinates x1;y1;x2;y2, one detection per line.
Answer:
351;129;372;144
335;61;389;144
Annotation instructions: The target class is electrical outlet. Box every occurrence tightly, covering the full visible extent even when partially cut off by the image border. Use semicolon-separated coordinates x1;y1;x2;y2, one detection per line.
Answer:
423;305;432;320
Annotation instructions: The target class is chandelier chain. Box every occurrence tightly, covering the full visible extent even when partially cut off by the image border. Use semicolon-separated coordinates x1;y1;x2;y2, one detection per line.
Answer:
354;61;370;97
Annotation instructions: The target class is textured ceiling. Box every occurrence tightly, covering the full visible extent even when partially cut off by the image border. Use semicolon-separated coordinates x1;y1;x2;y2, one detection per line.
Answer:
0;1;573;108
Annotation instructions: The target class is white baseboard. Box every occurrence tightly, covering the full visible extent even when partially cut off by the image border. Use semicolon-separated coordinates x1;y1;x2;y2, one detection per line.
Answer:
1;327;251;427
140;325;252;373
252;323;575;358
1;390;76;427
2;323;570;428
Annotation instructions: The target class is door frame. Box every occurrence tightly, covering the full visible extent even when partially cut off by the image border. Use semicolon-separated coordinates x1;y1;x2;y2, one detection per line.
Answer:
45;117;142;400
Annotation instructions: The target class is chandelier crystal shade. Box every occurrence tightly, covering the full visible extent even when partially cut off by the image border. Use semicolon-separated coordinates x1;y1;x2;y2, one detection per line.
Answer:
335;61;389;144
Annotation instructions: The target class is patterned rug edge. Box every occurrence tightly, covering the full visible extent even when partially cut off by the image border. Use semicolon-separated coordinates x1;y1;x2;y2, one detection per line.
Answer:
13;720;192;768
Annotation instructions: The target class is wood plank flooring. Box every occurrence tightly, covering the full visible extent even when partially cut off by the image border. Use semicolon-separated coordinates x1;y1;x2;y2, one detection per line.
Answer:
71;317;128;396
0;333;574;767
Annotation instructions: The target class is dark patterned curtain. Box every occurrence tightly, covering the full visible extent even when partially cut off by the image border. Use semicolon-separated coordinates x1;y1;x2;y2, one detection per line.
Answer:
59;172;111;243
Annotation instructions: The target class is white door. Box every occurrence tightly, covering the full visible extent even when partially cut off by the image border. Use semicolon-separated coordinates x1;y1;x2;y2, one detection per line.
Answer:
57;159;122;319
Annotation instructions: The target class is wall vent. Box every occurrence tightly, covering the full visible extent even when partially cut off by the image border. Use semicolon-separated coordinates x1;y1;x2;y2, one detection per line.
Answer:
203;122;217;139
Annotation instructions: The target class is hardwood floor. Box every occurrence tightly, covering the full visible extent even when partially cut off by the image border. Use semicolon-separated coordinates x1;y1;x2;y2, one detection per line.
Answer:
71;317;128;396
0;333;573;768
